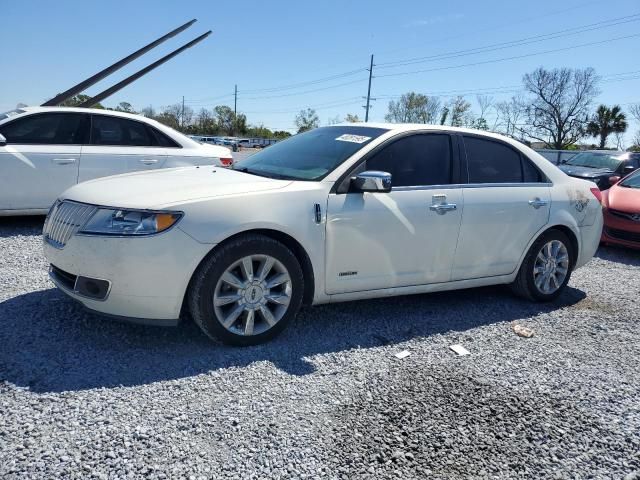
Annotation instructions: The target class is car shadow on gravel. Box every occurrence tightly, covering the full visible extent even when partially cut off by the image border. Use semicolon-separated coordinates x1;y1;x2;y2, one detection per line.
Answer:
0;216;45;238
0;283;585;393
595;245;640;266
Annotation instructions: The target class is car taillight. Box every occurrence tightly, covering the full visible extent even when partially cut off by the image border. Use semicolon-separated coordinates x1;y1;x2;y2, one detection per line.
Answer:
590;187;602;204
219;157;233;167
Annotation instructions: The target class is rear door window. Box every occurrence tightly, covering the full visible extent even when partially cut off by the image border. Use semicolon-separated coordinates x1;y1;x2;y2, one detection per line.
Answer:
464;136;523;183
91;115;152;146
0;113;87;144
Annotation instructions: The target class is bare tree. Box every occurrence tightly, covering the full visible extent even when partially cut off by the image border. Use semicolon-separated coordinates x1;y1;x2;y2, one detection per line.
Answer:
140;105;156;118
520;67;599;149
385;92;441;124
476;95;494;120
448;96;472;127
495;96;526;138
345;113;361;123
629;104;640;122
326;115;342;126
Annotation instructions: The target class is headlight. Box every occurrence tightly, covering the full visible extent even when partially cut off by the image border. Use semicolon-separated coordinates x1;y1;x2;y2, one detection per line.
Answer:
79;208;182;236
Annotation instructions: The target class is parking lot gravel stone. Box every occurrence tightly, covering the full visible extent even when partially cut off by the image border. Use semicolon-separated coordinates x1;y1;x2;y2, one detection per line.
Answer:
0;216;639;479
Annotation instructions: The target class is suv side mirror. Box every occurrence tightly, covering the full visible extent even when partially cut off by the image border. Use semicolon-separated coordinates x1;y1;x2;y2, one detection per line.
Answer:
623;165;635;174
0;133;6;146
351;171;392;193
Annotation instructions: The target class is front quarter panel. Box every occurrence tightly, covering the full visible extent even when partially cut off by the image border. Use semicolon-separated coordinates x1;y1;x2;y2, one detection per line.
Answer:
175;182;331;303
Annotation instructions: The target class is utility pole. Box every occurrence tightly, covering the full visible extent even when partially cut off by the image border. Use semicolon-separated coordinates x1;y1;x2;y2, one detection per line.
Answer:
234;84;238;118
233;84;238;136
365;54;374;122
181;95;185;129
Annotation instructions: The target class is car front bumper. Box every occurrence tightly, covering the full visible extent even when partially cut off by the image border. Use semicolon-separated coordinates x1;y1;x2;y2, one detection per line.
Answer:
43;227;213;322
602;209;640;250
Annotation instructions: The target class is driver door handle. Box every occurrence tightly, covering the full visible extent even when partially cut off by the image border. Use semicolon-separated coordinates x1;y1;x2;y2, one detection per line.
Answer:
139;158;159;165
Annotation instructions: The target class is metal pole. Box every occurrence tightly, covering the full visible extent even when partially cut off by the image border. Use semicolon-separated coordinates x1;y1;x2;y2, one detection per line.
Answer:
233;84;237;136
181;96;185;129
365;54;374;122
43;19;197;106
77;31;212;108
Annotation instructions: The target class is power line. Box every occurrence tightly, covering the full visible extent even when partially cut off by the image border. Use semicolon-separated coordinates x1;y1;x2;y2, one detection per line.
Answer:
376;13;640;69
375;33;640;79
238;69;366;94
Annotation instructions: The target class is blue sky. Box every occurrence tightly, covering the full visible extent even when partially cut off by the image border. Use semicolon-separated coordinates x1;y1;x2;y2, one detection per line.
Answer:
2;0;639;141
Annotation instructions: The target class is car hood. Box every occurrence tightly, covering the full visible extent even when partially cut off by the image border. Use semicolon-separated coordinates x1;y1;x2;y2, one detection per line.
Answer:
558;164;613;178
605;184;640;212
60;166;291;209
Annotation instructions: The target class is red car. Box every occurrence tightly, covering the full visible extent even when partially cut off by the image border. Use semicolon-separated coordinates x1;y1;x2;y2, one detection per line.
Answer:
601;168;640;249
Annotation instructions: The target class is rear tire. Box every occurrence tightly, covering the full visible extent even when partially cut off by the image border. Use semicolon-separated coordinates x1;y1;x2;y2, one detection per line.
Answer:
510;230;575;302
188;234;304;346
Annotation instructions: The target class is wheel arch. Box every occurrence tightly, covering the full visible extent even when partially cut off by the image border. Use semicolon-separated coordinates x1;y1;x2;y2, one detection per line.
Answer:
184;228;316;311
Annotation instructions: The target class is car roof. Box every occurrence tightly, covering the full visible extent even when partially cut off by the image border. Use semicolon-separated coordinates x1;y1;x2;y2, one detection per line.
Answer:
17;106;152;121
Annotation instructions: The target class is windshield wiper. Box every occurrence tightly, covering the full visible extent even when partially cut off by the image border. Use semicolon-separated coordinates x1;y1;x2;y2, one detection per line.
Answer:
233;166;296;180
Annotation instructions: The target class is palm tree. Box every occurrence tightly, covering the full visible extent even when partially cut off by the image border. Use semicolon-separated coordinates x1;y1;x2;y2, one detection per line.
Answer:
586;105;628;149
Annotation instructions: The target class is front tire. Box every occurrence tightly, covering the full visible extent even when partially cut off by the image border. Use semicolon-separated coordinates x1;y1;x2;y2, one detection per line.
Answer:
188;234;304;346
510;230;575;302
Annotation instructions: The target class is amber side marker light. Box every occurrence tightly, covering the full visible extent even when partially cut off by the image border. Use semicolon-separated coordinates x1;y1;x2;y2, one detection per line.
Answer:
156;213;181;232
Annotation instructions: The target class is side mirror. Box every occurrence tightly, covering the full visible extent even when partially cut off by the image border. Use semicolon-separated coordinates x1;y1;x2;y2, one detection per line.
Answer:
609;175;621;186
623;165;635;174
351;171;392;193
0;133;6;147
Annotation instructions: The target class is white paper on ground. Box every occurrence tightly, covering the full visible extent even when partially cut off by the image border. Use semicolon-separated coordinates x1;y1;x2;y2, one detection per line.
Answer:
449;344;471;356
394;350;411;359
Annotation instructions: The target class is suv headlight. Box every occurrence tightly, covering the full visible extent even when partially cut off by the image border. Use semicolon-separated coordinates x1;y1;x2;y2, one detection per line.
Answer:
79;208;183;236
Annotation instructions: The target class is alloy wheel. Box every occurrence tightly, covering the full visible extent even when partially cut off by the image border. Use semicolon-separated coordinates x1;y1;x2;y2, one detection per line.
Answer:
213;254;292;336
533;240;570;295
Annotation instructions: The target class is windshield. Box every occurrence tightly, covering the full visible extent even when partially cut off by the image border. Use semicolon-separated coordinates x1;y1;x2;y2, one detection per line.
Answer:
0;109;26;121
234;126;388;180
564;152;624;170
620;169;640;188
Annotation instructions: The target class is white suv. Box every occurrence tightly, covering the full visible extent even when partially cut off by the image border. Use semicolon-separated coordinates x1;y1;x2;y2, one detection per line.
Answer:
0;107;233;215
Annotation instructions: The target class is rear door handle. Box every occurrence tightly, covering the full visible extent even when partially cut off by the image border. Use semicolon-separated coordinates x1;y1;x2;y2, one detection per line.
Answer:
528;198;549;209
52;158;77;165
139;158;159;165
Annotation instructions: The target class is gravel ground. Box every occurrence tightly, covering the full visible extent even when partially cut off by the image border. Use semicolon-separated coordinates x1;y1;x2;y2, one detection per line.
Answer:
0;216;639;479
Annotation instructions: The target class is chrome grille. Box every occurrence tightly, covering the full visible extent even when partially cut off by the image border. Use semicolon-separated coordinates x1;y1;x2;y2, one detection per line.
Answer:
43;201;97;248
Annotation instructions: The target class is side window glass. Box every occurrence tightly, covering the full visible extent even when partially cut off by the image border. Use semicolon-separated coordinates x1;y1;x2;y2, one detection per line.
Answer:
464;136;522;183
522;157;544;182
91;116;152;146
366;134;452;187
0;113;84;144
148;126;180;147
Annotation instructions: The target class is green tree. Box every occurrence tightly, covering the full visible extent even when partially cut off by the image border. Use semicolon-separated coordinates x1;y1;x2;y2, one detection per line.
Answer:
384;92;441;123
295;108;319;133
59;94;104;109
114;102;136;113
273;130;292;140
586;104;627;149
214;105;235;135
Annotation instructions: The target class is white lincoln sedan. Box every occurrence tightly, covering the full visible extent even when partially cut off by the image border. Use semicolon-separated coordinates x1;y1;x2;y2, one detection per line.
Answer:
43;124;603;345
0;107;232;215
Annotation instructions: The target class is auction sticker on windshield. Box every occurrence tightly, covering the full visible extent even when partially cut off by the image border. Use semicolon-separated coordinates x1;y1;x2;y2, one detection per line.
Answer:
335;134;371;143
